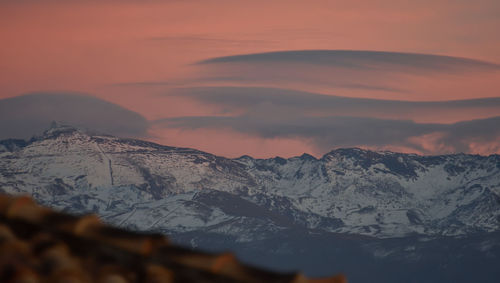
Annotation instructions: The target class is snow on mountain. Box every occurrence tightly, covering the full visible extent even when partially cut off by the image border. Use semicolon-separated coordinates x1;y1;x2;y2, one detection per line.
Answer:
1;124;499;240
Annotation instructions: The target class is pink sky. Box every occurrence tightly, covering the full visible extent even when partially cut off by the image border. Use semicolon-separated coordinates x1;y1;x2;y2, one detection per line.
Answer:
1;0;499;157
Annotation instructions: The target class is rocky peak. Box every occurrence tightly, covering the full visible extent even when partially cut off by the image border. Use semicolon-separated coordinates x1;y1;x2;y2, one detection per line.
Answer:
37;122;82;140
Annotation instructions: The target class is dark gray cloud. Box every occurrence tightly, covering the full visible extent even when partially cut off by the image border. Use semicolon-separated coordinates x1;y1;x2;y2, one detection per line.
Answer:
441;116;500;152
171;86;500;118
157;114;500;154
160;115;434;144
0;93;149;140
160;87;500;154
198;50;500;73
192;50;500;98
120;51;500;96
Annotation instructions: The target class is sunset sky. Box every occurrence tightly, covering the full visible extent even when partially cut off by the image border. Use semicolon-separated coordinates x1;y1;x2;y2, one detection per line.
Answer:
1;0;500;157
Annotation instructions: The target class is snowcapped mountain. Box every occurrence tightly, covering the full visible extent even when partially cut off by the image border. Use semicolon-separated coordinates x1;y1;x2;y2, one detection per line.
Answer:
1;124;500;282
1;124;499;238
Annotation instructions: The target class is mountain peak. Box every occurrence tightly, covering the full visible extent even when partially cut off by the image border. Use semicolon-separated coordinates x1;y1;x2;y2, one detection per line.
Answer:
299;153;317;161
321;147;417;159
321;147;370;159
40;122;81;139
235;155;254;161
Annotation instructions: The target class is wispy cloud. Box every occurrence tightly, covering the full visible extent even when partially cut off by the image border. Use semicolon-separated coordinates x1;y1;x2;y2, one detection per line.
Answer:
157;115;500;155
169;86;500;120
192;50;500;101
198;50;500;73
149;35;271;46
156;86;500;155
110;81;174;87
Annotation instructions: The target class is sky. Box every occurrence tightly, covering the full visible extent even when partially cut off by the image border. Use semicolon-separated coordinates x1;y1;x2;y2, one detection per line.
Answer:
1;0;500;158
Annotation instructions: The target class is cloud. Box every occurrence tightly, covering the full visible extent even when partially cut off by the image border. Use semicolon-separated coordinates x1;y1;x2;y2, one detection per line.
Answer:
198;50;500;73
170;86;500;121
0;93;149;140
442;116;500;152
149;35;270;45
157;114;500;155
192;50;500;101
158;86;500;155
110;81;174;87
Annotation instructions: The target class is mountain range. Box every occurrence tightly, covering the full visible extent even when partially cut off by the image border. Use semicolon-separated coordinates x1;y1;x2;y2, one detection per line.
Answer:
1;124;499;282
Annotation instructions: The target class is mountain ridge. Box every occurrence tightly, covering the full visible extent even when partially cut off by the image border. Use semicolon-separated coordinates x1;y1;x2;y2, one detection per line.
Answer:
1;124;499;238
3;123;498;160
1;124;500;281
